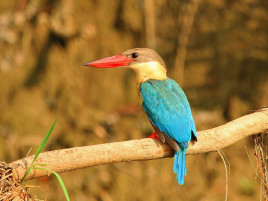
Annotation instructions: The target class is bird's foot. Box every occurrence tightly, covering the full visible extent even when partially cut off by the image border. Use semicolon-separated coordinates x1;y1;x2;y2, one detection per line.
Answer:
148;132;160;140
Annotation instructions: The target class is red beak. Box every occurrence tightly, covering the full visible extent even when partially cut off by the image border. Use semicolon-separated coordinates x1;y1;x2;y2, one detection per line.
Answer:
83;54;134;68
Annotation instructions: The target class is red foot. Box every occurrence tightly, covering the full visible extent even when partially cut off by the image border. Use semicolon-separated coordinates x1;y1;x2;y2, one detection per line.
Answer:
148;132;160;140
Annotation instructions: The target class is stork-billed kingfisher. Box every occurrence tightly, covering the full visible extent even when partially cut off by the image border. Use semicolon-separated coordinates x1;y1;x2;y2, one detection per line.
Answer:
84;48;197;185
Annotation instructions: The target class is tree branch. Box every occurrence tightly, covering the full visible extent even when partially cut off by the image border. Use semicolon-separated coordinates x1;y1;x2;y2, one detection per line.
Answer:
9;109;268;182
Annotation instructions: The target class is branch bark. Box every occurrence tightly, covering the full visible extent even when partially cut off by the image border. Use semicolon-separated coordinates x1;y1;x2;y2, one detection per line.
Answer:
9;109;268;182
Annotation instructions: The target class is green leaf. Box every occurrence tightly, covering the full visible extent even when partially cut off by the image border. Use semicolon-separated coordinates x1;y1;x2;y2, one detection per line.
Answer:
21;119;58;184
21;167;33;184
21;119;70;200
32;167;70;201
33;119;58;162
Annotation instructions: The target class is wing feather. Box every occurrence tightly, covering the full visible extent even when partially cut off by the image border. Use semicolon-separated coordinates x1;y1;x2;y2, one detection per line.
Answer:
140;79;196;149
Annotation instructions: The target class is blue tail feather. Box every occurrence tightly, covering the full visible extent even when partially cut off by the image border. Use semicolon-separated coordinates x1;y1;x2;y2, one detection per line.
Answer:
173;149;187;185
173;151;179;173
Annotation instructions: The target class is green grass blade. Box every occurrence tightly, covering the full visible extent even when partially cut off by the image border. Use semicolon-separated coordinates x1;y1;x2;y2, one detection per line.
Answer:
21;167;33;184
21;119;58;184
33;119;58;162
32;167;70;201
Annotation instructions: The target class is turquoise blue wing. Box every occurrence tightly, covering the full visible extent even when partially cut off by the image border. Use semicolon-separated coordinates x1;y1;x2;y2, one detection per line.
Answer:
140;79;196;148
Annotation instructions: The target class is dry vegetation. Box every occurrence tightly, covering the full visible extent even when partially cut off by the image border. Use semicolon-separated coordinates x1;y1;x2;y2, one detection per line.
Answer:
0;0;268;200
0;162;35;201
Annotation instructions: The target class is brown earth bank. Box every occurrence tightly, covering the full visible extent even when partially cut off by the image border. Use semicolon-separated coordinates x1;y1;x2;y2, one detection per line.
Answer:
0;0;267;200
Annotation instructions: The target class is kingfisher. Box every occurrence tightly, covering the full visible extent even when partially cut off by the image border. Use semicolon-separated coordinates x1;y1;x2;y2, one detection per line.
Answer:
84;48;197;185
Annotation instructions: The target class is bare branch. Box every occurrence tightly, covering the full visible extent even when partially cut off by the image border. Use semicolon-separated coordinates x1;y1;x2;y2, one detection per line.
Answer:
8;109;268;182
174;0;200;86
253;134;268;200
144;0;156;49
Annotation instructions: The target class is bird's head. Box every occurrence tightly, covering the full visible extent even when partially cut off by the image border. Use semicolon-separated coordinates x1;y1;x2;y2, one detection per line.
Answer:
84;48;167;83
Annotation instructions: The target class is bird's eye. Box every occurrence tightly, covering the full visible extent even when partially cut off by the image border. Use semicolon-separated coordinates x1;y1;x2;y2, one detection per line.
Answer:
131;52;139;59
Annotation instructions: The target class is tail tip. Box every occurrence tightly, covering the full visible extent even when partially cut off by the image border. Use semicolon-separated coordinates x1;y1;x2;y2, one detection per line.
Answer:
174;150;187;185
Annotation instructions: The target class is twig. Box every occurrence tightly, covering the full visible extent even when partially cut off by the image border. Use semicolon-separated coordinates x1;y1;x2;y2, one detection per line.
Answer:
8;109;268;182
174;0;200;86
253;133;268;200
218;150;229;201
144;0;156;49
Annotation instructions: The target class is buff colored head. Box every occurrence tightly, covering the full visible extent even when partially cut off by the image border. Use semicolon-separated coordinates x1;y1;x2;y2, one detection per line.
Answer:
84;48;167;83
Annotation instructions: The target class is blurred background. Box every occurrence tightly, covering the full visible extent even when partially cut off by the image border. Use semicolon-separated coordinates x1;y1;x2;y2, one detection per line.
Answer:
0;0;268;200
